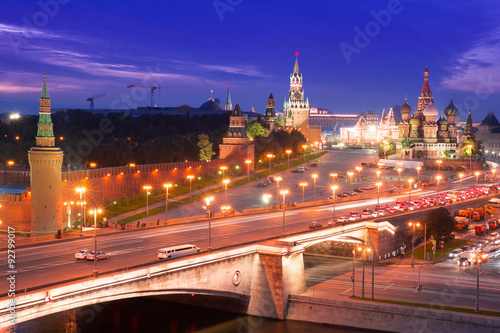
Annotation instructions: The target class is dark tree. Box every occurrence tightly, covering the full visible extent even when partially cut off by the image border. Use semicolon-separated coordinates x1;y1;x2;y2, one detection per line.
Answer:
422;207;455;241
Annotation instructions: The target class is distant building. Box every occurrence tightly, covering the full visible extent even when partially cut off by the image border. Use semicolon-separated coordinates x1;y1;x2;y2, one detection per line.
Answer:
477;112;500;159
263;92;276;135
339;111;381;143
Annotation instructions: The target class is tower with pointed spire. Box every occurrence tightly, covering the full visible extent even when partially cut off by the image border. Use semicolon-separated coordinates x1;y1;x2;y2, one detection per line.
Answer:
416;67;434;115
28;74;64;236
225;84;232;111
219;102;255;172
263;92;276;134
462;109;475;142
283;52;310;139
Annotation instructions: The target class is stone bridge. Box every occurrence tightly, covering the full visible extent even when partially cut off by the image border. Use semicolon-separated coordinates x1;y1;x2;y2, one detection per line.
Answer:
0;221;396;328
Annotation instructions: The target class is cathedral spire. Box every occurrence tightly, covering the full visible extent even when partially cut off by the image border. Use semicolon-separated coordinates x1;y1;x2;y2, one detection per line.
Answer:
225;84;232;111
36;73;55;147
293;51;300;75
41;73;49;99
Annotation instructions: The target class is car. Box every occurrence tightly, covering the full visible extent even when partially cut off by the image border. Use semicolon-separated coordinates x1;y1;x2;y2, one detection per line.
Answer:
310;163;318;167
86;251;110;261
349;212;361;221
336;216;348;223
458;257;471;266
449;249;462;258
361;209;373;217
255;182;267;187
309;222;323;229
353;188;363;193
75;249;91;260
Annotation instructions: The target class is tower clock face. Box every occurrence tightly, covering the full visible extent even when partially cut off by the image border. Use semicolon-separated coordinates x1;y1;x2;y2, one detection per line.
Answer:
293;91;301;99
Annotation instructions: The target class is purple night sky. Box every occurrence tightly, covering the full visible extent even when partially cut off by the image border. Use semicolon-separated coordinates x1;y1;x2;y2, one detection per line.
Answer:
0;0;499;123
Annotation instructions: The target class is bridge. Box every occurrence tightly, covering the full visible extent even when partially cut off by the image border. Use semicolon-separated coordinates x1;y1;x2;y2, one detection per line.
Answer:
0;221;396;327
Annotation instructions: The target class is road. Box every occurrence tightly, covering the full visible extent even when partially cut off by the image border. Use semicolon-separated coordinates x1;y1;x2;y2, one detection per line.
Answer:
1;185;496;295
304;254;500;312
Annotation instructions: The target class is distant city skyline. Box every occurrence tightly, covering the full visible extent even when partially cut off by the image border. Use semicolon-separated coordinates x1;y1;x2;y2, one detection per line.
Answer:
0;0;499;123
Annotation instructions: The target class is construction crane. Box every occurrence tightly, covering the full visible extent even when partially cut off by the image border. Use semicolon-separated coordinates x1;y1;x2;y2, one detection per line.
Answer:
87;93;106;110
127;85;160;108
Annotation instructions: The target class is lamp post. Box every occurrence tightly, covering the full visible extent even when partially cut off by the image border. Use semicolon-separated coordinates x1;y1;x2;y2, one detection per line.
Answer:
468;144;473;169
436;159;442;171
376;182;382;215
312;174;318;205
475;249;481;312
205;196;214;251
280;190;289;236
263;194;271;208
376;170;381;181
143;185;152;216
286;149;292;168
331;185;338;221
245;160;251;181
436;175;442;196
275;176;282;206
409;222;421;268
493;169;497;183
267;154;274;175
358;245;371;299
88;208;102;278
397;167;403;194
416;166;421;184
163;183;172;224
330;172;338;184
302;144;308;162
223;178;230;204
76;187;86;236
408;178;414;203
220;166;227;178
459;173;464;190
475;171;480;186
347;171;354;200
352;244;356;297
299;182;307;203
63;201;74;230
187;175;194;201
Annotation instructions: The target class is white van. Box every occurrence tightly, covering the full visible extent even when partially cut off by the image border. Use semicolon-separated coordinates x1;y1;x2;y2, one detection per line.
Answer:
488;198;500;206
158;244;200;259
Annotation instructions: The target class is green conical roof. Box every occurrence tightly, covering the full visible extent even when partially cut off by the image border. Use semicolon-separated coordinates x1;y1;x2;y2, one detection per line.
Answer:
226;86;231;104
41;73;49;99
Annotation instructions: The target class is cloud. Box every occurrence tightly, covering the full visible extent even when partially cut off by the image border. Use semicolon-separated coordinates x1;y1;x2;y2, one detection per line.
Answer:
171;59;269;77
441;28;500;93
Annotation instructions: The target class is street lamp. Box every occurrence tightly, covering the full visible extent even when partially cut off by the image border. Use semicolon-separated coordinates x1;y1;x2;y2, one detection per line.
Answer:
409;222;421;268
347;171;354;200
286;149;292;168
205;196;214;251
302;144;308;162
245;160;252;181
275;176;282;206
467;144;473;169
163;183;172;224
63;201;74;230
262;194;272;208
459;173;464;190
331;185;338;221
357;245;371;299
474;249;481;312
376;170;381;181
436;159;442;171
475;171;480;186
299;182;308;203
266;154;274;175
330;172;338;183
407;178;414;202
220;166;227;178
397;167;403;194
493;169;497;183
355;166;362;173
280;189;289;236
187;175;194;201
143;185;152;216
376;182;382;215
436;175;442;196
88;208;102;278
416;166;421;184
223;178;230;204
312;173;318;204
76;187;86;236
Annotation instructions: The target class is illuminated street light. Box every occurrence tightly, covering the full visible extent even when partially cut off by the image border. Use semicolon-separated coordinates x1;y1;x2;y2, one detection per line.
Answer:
245;160;252;181
347;171;354;200
88;208;103;278
436;159;442;171
223;178;230;204
475;171;480;186
266;154;274;175
75;187;86;236
302;144;308;162
275;176;282;206
280;189;289;236
357;245;371;299
436;175;442;196
312;173;318;204
286;149;292;168
262;193;272;208
376;182;382;215
416;166;421;184
143;185;152;215
331;185;338;221
63;201;75;230
492;169;497;183
299;182;308;203
163;183;172;224
220;166;227;178
355;166;362;173
205;196;214;251
187;175;195;201
9;113;20;120
459;173;464;190
409;222;421;268
376;170;381;181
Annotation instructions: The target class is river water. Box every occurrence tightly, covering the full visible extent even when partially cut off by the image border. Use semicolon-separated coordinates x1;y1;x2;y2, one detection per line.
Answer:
3;298;380;333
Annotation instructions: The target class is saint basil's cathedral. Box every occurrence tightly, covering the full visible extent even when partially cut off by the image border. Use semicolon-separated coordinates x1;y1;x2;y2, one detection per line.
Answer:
396;67;472;159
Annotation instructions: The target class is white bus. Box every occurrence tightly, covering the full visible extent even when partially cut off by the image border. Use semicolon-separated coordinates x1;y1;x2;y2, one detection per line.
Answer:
158;244;200;259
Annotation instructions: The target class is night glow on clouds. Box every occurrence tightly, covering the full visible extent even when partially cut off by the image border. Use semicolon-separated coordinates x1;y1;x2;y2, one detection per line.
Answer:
441;28;500;92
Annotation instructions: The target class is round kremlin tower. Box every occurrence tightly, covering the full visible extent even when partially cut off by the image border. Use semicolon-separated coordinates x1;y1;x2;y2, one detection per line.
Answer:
28;74;64;236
